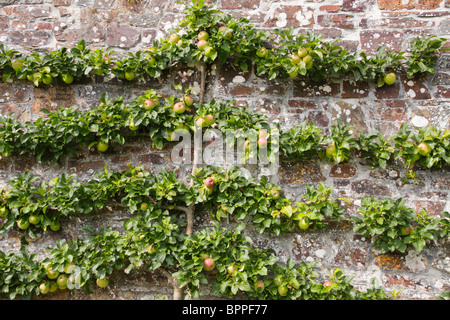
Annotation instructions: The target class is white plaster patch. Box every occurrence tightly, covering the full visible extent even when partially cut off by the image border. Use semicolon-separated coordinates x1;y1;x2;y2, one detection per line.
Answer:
232;75;246;83
411;116;429;127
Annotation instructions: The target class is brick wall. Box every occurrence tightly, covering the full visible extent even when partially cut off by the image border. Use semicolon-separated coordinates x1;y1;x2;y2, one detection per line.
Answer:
0;0;449;300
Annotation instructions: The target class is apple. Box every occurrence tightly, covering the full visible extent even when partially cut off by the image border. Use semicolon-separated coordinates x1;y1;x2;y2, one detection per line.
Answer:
17;218;29;230
62;73;74;84
298;219;309;230
256;47;268;58
204;177;214;188
271;188;280;199
197;40;209;51
203;258;215;271
273;275;283;287
0;206;8;217
46;267;60;280
96;278;109;288
323;280;333;287
147;56;156;67
43;74;53;85
173;102;186;114
298;47;308;58
57;274;68;289
39;282;50;294
326;143;336;158
244;140;250;151
277;285;288;296
50;220;61;231
383;72;396;85
302;55;313;64
290;278;300;290
227;264;237;274
184;96;194;107
254;280;265;293
97;141;109;153
258;137;268;149
129;122;139;131
218;26;232;39
204;46;215;58
64;262;76;274
48;281;58;293
144;99;157;111
196;117;206;128
290;54;301;64
198;31;209;41
400;227;411;236
28;215;41;225
259;129;268;139
168;34;180;44
417;142;431;156
205;186;213;195
124;71;135;81
140;202;149;211
204;114;215;126
288;70;298;78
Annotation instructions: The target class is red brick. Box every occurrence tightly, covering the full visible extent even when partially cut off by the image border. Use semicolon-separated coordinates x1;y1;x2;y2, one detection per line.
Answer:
306;111;330;127
402;78;431;100
319;5;341;12
434;86;450;98
263;6;314;28
374;81;401;99
287;100;317;112
254;98;282;114
293;83;340;97
377;0;415;10
317;14;355;29
342;81;369;98
11;5;51;18
330;163;357;178
342;0;374;12
417;0;444;9
221;0;260;9
360;30;404;55
9;30;52;46
376;106;406;121
360;17;434;29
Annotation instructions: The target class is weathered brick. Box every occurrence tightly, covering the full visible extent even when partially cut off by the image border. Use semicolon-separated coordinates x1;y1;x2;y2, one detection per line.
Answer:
342;81;369;98
330;163;357;178
293;82;340;97
360;17;434;29
351;179;391;196
417;0;444;9
317;14;355;29
221;0;260;9
9;30;52;46
263;5;314;28
374;82;401;99
377;0;415;10
106;23;140;49
287;100;317;113
279;160;325;185
342;0;375;12
360;30;404;55
402;78;431;100
32;87;77;115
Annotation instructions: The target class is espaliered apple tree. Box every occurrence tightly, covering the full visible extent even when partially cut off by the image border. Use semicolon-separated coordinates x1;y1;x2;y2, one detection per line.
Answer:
0;0;449;302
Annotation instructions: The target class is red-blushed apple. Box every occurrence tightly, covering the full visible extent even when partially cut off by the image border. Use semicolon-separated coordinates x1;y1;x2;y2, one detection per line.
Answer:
184;96;194;107
144;99;157;111
271;188;280;199
258;137;268;149
205;114;215;126
197;40;208;51
168;34;180;44
323;280;333;287
254;280;265;293
196;117;206;128
203;258;215;271
173;102;186;114
204;177;214;188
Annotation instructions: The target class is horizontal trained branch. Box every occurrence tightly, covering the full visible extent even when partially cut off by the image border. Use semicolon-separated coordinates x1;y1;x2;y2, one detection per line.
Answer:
0;1;447;87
